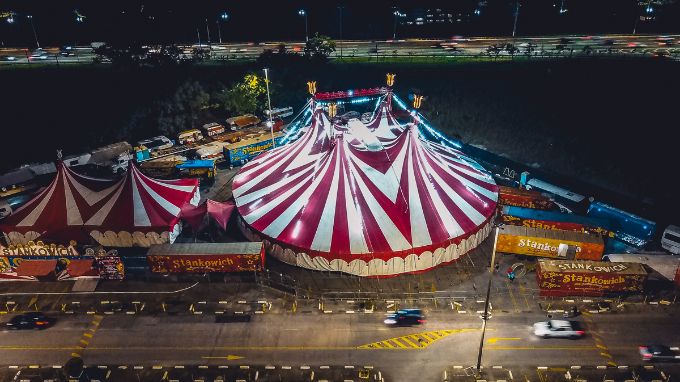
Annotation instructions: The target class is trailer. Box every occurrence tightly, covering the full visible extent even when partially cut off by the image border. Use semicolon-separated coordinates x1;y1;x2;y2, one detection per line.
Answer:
536;259;647;297
498;186;555;210
223;131;285;167
496;225;605;260
501;206;616;239
603;253;680;283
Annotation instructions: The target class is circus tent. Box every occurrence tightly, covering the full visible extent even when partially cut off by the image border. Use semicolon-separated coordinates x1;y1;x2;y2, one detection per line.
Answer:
232;98;498;277
0;162;118;244
86;162;200;247
0;162;200;247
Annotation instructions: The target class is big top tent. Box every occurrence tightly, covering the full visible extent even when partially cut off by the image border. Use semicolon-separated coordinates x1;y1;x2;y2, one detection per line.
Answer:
0;161;200;248
232;92;498;277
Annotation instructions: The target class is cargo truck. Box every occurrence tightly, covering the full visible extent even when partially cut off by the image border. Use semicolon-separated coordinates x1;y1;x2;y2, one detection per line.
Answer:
501;206;616;239
536;259;647;297
223;132;285;167
496;225;605;261
498;186;555;210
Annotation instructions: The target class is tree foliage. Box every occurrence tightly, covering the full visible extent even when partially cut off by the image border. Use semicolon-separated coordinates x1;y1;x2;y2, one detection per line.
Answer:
216;73;269;116
303;33;336;60
155;81;210;136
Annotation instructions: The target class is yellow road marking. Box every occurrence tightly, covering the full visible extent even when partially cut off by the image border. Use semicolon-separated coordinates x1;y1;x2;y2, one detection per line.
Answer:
83;333;93;338
486;337;521;344
71;352;81;358
201;355;244;360
505;279;520;312
357;328;477;350
607;361;618;367
600;352;613;358
487;346;598;350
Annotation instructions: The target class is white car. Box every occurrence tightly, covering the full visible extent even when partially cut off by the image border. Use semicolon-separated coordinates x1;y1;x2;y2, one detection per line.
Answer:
533;320;585;339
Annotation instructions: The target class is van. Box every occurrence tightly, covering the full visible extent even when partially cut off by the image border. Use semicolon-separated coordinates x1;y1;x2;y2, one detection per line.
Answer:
177;129;204;145
661;225;680;255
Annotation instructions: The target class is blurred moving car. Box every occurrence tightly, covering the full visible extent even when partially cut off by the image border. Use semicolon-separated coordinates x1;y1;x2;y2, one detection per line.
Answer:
639;345;680;362
533;320;585;339
60;46;76;56
384;309;425;326
29;49;49;60
6;312;56;330
1;56;17;61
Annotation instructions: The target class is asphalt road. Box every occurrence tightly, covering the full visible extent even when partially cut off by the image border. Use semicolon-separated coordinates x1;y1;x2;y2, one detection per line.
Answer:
1;309;678;381
1;34;678;64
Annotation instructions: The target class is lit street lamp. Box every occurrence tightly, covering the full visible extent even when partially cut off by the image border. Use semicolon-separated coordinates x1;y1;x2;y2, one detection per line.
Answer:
512;1;520;37
392;9;406;40
298;9;308;42
217;12;228;44
27;15;40;48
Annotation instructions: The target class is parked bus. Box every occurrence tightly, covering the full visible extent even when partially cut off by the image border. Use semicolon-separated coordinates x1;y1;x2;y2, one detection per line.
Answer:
587;201;656;248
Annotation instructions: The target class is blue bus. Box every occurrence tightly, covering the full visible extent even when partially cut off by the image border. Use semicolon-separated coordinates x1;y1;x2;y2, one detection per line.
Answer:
587;201;656;248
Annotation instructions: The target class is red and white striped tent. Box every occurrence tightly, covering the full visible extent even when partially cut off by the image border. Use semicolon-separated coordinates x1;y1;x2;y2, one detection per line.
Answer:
0;162;118;244
0;162;200;247
233;102;498;277
87;162;200;247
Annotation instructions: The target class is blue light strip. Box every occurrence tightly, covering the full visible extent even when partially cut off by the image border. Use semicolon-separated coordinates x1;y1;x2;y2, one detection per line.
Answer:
392;94;462;149
316;96;381;106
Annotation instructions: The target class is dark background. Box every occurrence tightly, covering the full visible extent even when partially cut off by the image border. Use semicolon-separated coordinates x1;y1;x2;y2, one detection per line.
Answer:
1;1;680;47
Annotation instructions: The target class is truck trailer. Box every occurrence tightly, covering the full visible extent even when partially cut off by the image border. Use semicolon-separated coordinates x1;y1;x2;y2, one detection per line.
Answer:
496;225;605;260
223;131;285;167
536;259;647;297
501;206;616;239
498;186;555;210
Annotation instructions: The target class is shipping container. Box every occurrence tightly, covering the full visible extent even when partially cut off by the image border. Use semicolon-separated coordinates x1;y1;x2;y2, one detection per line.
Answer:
146;242;264;273
501;206;616;238
536;259;647;297
223;131;285;167
498;186;555;210
496;225;604;260
587;201;656;248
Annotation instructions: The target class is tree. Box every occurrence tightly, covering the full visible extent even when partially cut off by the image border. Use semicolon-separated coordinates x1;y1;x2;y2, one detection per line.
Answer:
523;43;536;60
304;33;336;60
217;73;268;116
505;43;519;60
155;81;210;136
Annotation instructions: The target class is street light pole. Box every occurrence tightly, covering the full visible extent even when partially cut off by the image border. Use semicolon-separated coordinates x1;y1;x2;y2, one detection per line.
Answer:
512;1;520;37
27;15;40;48
338;6;343;57
298;10;308;42
205;18;211;47
263;68;275;149
217;12;228;44
476;226;500;374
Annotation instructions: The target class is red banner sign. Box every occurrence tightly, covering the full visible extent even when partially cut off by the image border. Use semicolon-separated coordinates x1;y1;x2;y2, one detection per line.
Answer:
147;254;262;273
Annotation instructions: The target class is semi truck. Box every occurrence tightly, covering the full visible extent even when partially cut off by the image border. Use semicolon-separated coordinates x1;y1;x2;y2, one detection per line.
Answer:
536;259;647;297
498;186;555;210
496;225;605;261
501;206;616;239
223;131;285;167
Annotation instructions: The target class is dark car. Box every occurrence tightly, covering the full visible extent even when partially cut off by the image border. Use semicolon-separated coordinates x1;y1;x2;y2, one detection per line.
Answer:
6;312;56;330
639;345;680;362
60;46;76;56
384;309;425;326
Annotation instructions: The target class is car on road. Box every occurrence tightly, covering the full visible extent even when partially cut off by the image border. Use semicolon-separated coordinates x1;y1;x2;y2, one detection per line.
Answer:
60;46;76;56
639;345;680;362
1;55;17;61
384;309;425;326
29;49;49;60
533;320;585;339
5;312;56;330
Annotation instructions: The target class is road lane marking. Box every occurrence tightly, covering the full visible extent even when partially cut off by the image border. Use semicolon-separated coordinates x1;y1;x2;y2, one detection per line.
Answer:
357;328;477;350
486;346;598;350
486;337;521;344
201;355;244;360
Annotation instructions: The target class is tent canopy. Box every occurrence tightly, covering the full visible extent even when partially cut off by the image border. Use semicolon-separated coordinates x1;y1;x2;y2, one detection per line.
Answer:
233;95;498;276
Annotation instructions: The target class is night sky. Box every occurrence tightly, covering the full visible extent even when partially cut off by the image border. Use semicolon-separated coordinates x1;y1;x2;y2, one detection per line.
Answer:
2;1;680;47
